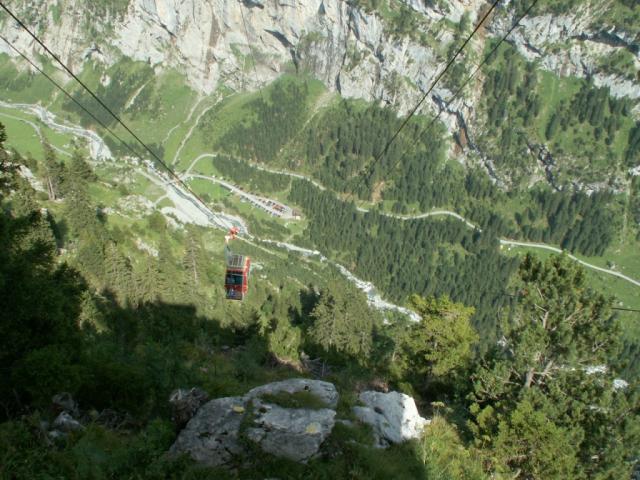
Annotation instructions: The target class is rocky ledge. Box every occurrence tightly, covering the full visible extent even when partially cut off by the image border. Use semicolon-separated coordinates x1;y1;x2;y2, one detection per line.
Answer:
168;378;429;467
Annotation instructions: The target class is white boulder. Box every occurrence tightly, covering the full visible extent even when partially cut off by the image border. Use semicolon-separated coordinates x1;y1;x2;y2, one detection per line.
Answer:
353;390;429;447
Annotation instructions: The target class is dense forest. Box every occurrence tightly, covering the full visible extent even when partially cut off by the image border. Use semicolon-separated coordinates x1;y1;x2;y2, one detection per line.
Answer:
480;43;637;182
211;155;291;194
215;80;620;258
219;80;310;163
288;179;519;346
1;121;638;479
515;189;617;256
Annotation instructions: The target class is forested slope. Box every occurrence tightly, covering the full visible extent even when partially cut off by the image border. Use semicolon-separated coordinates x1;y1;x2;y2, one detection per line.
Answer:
1;122;638;479
0;0;638;476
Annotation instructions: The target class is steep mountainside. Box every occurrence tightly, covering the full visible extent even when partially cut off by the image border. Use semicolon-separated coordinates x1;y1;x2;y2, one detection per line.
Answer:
1;0;639;344
1;3;639;477
1;0;638;188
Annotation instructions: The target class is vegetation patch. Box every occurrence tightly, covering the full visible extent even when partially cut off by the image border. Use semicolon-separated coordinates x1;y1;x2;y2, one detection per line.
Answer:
259;390;330;410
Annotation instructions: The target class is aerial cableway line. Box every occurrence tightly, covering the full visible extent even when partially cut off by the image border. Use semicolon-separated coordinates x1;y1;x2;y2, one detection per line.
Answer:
0;1;216;220
0;34;146;165
0;1;252;299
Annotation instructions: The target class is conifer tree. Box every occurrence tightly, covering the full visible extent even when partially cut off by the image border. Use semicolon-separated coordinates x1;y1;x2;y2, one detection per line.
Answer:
183;225;206;286
403;295;477;385
68;149;97;184
42;141;65;201
468;254;638;478
134;260;162;305
104;241;134;304
0;123;15;193
309;280;375;360
158;236;178;301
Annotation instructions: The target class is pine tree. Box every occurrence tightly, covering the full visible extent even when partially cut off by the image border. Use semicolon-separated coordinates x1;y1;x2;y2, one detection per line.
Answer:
545;113;560;140
468;254;638;479
0;123;16;194
68;150;96;183
403;295;477;384
104;242;134;304
265;316;302;362
134;261;162;305
309;280;375;361
182;226;205;286
157;236;178;301
42;141;65;201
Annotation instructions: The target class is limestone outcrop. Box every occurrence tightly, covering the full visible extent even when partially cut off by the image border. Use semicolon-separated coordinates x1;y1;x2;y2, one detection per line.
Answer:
169;378;338;466
168;379;429;466
353;390;430;448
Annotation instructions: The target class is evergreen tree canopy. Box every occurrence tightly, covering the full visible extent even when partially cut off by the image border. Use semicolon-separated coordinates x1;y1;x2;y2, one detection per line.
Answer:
468;254;638;479
309;279;376;361
404;295;477;380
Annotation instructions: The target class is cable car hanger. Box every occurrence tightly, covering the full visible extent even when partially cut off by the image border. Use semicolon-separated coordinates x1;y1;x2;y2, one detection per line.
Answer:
224;227;251;301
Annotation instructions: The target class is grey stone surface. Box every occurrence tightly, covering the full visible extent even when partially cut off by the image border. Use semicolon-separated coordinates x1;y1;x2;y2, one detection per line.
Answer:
353;391;429;448
53;412;84;432
246;399;336;462
170;379;340;466
169;396;248;468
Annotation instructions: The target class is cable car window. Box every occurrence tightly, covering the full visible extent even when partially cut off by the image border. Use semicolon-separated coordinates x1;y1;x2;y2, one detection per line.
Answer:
225;273;243;285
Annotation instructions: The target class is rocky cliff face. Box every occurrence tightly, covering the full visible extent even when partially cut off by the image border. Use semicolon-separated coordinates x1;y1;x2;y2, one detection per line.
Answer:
1;1;638;186
490;10;640;102
3;1;636;109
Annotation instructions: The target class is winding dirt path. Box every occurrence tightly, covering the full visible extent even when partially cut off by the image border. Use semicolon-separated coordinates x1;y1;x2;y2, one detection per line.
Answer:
207;156;640;290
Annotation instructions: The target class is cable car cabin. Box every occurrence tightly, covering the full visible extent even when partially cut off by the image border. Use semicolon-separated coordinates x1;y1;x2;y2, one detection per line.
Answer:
224;253;250;300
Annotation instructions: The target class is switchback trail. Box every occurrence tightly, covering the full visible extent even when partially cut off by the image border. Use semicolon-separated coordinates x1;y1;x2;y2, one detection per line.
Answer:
197;154;640;290
4;101;637;309
0;101;416;319
363;208;640;289
498;240;640;288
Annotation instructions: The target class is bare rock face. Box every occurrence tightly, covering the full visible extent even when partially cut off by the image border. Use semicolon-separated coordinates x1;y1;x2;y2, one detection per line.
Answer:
169;379;339;467
52;411;84;433
169;387;210;428
246;398;336;462
489;11;640;102
353;391;429;448
169;396;248;468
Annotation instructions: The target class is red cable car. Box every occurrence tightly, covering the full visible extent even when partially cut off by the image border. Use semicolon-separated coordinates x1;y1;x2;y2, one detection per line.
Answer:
224;227;250;301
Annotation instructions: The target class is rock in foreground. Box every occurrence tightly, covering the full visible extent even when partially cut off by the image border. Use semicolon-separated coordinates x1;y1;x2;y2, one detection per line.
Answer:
169;396;247;468
169;379;338;467
169;379;429;466
246;399;335;462
246;378;339;409
353;391;430;447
